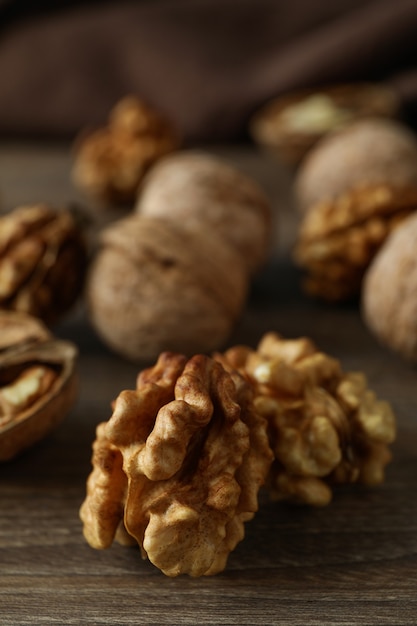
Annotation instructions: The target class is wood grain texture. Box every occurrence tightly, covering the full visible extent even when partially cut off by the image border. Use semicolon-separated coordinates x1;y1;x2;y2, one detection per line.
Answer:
0;143;416;625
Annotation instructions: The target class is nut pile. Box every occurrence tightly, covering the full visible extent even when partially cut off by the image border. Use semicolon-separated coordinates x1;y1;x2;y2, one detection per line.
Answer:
0;311;78;461
80;332;396;575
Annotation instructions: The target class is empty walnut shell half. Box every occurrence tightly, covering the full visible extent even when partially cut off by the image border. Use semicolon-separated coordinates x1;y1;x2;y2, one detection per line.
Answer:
362;212;417;362
136;151;272;275
293;184;417;301
216;332;396;507
0;203;87;325
86;214;249;362
80;351;272;576
0;311;78;461
72;96;180;206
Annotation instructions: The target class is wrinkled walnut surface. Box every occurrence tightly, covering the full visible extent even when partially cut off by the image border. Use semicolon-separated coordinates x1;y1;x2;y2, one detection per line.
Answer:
295;118;417;212
86;215;248;362
0;311;78;461
72;96;179;206
0;204;87;325
293;184;417;301
136;151;272;275
216;332;396;506
362;212;417;361
80;352;272;576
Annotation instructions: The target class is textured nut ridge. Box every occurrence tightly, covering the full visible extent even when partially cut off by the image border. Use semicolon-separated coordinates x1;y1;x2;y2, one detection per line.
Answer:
362;211;417;361
0;204;87;324
216;332;396;506
293;184;417;301
72;96;179;205
80;352;272;576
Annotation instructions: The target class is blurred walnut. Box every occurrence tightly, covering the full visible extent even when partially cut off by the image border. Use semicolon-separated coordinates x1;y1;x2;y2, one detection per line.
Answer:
0;311;78;461
72;96;179;206
0;204;87;324
362;212;417;362
216;332;396;506
80;351;272;576
86;214;248;362
295;118;417;212
293;184;417;301
250;83;399;166
136;151;272;275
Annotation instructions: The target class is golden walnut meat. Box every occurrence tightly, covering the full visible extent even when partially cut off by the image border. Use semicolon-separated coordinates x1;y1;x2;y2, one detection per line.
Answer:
216;332;396;506
295;118;417;213
0;204;87;324
80;351;273;577
293;184;417;301
136;151;272;275
72;96;179;206
0;311;78;461
362;212;417;362
86;215;249;362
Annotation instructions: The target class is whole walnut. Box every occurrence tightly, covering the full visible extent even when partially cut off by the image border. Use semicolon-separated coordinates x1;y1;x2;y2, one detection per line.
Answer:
295;118;417;212
362;212;417;362
136;151;272;275
86;215;249;362
72;96;179;206
80;351;272;576
0;204;87;325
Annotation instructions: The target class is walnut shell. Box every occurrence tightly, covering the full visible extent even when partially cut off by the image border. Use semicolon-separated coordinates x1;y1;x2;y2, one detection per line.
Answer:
250;83;399;166
362;211;417;361
0;204;87;325
216;332;396;506
293;184;417;301
136;151;272;275
86;215;249;362
0;311;78;461
295;118;417;212
72;96;179;206
80;352;272;576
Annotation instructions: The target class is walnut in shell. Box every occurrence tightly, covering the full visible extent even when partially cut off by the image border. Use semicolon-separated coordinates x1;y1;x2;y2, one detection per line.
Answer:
295;118;417;212
0;204;87;325
72;96;179;206
80;351;273;577
216;332;396;506
136;151;272;275
293;183;417;301
362;212;417;361
0;311;78;461
250;83;399;166
86;215;249;362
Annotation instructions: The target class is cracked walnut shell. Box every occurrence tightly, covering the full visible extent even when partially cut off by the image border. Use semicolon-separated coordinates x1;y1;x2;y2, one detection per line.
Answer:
0;311;78;461
362;211;417;362
293;184;417;301
72;96;179;205
0;204;87;324
136;151;272;275
80;351;272;576
216;332;396;507
86;215;249;362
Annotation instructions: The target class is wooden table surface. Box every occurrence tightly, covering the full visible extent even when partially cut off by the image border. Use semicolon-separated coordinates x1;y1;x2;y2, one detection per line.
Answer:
0;142;416;626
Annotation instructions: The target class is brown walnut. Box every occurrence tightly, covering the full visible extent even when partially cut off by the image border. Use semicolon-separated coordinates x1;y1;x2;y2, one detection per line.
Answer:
0;311;78;461
80;351;272;576
0;204;87;325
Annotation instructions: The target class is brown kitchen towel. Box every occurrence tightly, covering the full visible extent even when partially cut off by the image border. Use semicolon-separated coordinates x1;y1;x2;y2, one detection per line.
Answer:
0;0;416;142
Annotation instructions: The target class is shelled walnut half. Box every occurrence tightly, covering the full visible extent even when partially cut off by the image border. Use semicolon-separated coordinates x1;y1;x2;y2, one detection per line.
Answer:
293;184;417;301
0;311;78;461
216;332;396;506
80;351;273;577
0;203;87;324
